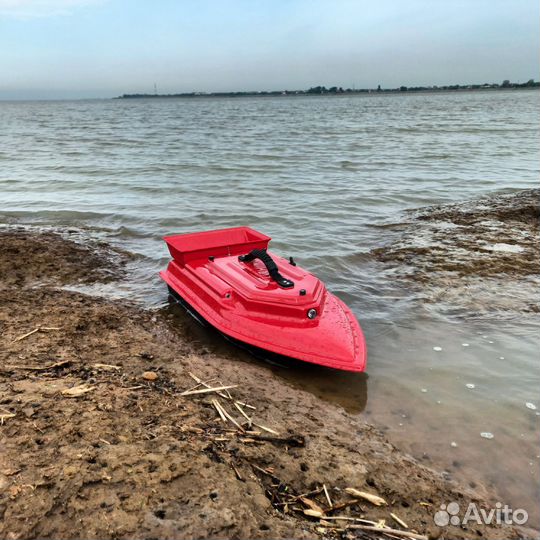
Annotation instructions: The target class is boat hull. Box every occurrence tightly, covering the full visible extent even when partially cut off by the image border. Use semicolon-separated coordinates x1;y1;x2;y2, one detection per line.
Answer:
160;227;367;372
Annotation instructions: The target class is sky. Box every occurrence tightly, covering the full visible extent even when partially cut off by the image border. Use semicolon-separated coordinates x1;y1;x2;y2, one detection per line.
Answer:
0;0;539;99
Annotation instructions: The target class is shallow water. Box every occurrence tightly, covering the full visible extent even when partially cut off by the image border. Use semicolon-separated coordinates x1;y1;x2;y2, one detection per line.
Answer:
1;90;539;525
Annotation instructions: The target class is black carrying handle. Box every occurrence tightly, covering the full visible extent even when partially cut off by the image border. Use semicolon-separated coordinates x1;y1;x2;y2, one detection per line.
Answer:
238;249;294;288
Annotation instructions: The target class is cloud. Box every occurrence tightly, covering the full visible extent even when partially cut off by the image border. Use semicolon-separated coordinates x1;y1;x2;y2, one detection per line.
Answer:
0;0;104;18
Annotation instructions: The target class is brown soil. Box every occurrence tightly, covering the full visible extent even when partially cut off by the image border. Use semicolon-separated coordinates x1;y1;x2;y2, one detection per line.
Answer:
0;228;128;288
416;189;539;228
0;229;534;540
373;189;539;278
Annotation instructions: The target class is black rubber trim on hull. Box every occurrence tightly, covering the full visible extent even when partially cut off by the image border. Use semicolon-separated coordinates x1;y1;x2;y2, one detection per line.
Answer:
166;285;318;370
167;286;209;327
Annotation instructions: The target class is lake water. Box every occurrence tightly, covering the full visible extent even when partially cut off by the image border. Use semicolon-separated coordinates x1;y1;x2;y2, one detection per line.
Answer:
1;90;539;526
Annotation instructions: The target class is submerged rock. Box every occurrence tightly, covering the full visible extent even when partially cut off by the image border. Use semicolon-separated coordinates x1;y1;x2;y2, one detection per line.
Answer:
372;189;540;318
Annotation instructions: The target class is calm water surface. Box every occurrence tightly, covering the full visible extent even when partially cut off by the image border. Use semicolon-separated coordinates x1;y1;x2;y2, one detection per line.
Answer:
1;90;539;524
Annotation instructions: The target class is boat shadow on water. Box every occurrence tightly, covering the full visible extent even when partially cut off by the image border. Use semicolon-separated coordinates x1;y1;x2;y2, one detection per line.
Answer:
162;291;369;414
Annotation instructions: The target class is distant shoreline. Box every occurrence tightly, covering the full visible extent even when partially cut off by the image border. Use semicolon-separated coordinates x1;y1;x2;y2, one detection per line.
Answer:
117;81;539;99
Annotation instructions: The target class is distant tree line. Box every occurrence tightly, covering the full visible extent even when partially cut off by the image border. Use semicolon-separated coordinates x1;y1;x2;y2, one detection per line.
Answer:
396;79;538;92
118;79;539;99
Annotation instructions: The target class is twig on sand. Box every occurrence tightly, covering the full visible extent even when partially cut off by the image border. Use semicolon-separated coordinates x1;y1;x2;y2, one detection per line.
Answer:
299;496;325;515
323;484;333;507
251;463;280;481
12;328;40;342
325;498;362;513
304;508;324;518
0;409;16;425
320;518;424;539
183;378;217;394
93;363;122;371
252;422;280;435
295;487;324;500
188;372;256;409
8;359;71;372
317;524;345;533
391;512;409;529
233;401;253;428
12;326;61;342
235;400;256;411
340;524;427;540
61;384;95;398
230;462;244;481
218;381;234;401
180;385;237;397
345;487;387;506
212;399;245;432
212;399;227;422
318;516;377;525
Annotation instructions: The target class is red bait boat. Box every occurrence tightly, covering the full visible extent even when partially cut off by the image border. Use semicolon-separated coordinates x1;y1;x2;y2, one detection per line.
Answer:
160;227;367;372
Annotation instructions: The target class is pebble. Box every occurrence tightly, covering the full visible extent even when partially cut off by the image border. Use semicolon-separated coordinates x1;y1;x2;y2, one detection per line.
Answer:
433;346;442;351
450;441;458;448
480;432;494;439
142;371;158;381
525;402;537;410
0;474;10;490
22;407;35;418
466;383;475;389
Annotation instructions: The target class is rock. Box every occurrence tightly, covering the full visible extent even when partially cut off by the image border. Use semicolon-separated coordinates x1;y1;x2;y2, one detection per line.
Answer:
63;465;79;476
22;407;35;418
142;371;158;381
0;474;10;490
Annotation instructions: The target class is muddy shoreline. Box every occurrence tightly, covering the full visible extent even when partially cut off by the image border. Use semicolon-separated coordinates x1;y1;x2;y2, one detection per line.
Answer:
372;189;540;318
0;228;535;539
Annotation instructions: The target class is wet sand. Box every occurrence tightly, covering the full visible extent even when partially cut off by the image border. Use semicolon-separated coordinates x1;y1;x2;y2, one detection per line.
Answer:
0;228;534;539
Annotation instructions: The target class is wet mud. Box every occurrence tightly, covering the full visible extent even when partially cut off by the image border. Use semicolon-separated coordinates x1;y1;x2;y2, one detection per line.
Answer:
371;189;540;317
